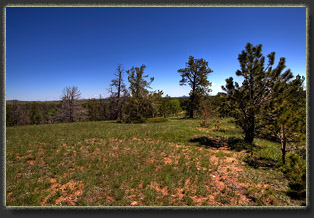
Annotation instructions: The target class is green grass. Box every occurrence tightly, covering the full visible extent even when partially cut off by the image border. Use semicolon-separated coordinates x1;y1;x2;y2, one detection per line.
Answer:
6;117;305;206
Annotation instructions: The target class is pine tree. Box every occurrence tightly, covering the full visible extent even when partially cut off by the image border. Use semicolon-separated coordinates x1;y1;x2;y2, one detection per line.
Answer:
178;56;213;118
125;65;154;123
222;43;293;146
260;75;306;164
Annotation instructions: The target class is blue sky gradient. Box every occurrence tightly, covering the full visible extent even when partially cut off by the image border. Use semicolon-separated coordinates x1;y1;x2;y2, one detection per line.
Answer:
6;7;306;101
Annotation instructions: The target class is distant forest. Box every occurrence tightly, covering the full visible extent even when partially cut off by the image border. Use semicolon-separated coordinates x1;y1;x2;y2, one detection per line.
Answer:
6;95;191;126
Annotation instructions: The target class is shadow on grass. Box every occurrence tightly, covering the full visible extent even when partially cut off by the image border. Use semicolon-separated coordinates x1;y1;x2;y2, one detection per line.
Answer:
170;117;191;120
244;155;279;169
189;136;226;149
226;137;252;152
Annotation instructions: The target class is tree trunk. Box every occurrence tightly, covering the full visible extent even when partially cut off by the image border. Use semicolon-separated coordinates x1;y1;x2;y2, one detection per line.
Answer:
281;124;286;165
117;73;122;122
189;93;195;119
244;114;255;146
189;108;194;119
244;130;254;145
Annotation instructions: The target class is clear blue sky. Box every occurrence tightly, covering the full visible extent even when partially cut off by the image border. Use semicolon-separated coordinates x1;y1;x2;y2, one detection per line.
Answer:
6;7;306;101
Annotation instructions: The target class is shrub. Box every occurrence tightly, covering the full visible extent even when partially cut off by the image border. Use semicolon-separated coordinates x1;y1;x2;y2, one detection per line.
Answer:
280;153;306;200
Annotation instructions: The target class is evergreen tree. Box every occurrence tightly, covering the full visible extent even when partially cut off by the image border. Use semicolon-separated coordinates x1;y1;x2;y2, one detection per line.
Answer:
125;65;154;123
161;95;171;118
178;56;213;118
260;75;306;164
44;107;59;124
222;43;293;146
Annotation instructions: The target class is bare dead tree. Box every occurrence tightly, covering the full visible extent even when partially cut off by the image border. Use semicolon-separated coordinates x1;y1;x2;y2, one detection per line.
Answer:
61;86;86;122
110;64;128;121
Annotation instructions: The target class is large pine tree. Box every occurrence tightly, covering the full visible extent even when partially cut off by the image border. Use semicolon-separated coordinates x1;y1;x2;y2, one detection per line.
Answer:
178;56;213;118
222;43;293;145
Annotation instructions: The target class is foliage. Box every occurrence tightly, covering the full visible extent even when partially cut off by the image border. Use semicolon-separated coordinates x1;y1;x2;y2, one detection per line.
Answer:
178;56;213;118
169;98;182;116
86;98;101;121
125;65;154;123
149;90;164;117
260;75;306;164
160;95;171;118
221;43;294;146
30;102;42;125
280;153;306;201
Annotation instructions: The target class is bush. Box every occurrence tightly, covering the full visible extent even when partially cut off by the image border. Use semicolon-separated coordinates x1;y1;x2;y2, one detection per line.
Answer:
280;153;306;200
147;117;168;123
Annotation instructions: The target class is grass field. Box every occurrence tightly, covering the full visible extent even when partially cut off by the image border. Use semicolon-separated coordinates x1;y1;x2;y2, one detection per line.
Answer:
6;117;304;207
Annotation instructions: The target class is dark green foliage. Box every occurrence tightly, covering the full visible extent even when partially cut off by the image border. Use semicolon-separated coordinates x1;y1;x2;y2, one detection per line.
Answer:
222;43;294;146
86;98;101;121
260;75;306;164
125;65;154;123
280;153;306;201
6;104;14;126
178;56;213;118
178;97;189;112
160;95;171;118
30;102;42;125
43;107;59;124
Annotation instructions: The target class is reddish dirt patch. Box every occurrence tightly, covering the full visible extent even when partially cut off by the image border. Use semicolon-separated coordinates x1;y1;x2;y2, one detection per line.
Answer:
41;180;83;206
150;181;169;196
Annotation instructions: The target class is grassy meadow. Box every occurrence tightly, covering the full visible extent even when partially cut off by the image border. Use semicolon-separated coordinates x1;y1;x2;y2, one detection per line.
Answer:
6;117;305;207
